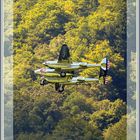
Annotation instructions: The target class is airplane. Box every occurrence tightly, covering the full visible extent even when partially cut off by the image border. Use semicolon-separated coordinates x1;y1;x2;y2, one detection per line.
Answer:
42;44;108;77
34;67;100;92
34;44;110;92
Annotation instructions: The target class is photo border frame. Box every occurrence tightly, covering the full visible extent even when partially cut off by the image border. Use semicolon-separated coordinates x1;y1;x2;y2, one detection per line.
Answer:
0;0;139;139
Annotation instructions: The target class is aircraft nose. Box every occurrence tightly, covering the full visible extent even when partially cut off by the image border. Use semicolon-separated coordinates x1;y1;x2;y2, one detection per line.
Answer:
34;69;40;73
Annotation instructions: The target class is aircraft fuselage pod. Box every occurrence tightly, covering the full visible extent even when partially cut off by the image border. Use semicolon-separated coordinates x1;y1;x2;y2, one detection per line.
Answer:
43;60;101;71
44;76;99;85
34;68;73;77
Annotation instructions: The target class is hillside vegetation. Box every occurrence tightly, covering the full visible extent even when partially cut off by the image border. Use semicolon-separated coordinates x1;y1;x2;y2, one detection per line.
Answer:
13;0;127;139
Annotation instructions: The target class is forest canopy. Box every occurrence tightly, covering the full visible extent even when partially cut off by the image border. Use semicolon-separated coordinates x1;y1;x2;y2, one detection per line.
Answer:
12;0;127;139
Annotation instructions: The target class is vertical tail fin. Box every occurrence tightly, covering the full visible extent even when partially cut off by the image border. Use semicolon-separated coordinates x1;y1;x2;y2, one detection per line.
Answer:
58;44;70;61
99;58;110;84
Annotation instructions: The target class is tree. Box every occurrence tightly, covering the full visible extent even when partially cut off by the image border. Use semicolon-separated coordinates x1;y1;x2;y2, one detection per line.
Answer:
12;0;127;139
103;116;127;140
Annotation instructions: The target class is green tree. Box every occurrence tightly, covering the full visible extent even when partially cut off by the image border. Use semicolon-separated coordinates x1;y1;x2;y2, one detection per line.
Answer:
103;116;127;140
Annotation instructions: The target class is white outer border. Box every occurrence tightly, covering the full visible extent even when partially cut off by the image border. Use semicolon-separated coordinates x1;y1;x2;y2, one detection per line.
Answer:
136;0;139;139
0;0;138;139
1;0;4;139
